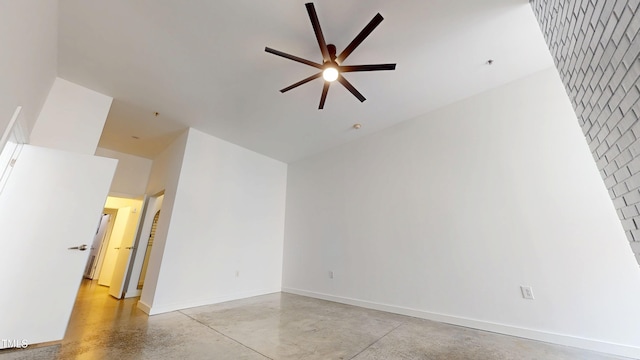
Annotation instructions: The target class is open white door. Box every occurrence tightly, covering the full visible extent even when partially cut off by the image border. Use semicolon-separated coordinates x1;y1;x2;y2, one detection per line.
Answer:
108;197;146;299
98;207;130;286
108;228;138;299
84;214;110;279
0;144;116;347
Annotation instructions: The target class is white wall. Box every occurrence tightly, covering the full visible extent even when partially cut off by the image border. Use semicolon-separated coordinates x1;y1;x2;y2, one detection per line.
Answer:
95;147;152;197
30;78;112;155
0;0;57;136
145;131;188;197
282;68;640;358
139;131;189;311
143;128;287;315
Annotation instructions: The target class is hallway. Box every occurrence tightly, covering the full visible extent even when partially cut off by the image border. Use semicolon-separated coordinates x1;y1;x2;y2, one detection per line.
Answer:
0;281;628;359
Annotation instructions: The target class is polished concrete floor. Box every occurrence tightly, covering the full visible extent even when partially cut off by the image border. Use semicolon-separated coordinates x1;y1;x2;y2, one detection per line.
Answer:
0;280;629;359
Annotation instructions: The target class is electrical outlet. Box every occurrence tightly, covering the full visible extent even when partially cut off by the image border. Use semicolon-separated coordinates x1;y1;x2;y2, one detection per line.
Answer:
520;286;535;300
328;271;334;279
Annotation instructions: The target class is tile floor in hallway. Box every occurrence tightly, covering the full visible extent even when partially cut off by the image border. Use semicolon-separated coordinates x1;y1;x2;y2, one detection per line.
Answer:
0;280;630;360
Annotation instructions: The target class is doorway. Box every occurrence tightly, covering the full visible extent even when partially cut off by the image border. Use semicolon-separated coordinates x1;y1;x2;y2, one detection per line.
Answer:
80;196;144;298
124;192;164;297
77;192;164;303
55;193;166;349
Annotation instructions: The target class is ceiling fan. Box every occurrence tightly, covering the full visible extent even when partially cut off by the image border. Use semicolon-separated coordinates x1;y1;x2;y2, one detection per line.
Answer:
265;3;396;109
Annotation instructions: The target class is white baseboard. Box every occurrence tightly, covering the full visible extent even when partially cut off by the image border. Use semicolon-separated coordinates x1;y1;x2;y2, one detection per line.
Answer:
137;300;152;314
282;287;640;359
147;288;280;315
125;289;142;299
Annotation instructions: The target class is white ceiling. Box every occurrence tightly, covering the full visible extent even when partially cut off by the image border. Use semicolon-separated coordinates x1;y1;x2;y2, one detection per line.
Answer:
57;0;554;162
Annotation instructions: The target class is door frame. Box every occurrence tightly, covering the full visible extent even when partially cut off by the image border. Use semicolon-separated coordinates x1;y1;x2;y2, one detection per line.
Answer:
0;106;28;195
122;191;164;298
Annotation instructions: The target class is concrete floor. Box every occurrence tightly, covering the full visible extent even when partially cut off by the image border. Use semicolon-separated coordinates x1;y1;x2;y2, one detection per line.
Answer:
0;280;629;360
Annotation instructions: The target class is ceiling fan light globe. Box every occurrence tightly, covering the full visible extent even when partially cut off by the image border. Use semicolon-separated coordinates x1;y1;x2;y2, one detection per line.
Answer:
323;67;339;82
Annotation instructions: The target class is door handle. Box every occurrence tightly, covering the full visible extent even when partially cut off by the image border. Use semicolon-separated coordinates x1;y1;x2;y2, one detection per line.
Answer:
125;247;135;250
68;244;88;251
114;247;120;250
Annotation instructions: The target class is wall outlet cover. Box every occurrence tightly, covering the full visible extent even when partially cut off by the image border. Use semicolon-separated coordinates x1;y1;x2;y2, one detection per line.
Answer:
520;285;535;300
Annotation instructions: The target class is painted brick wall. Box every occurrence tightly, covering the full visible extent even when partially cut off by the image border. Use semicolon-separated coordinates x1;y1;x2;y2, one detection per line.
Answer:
530;0;640;265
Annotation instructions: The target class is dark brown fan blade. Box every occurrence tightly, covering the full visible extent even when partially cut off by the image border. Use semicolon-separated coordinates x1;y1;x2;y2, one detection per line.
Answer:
305;3;330;62
280;72;323;93
265;47;323;69
336;13;384;64
337;75;366;102
319;81;330;109
339;64;396;72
